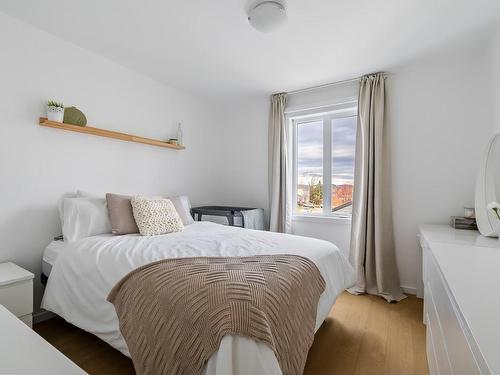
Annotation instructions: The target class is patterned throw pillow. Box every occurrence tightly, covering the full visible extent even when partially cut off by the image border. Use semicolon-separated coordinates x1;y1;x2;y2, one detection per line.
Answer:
131;196;184;236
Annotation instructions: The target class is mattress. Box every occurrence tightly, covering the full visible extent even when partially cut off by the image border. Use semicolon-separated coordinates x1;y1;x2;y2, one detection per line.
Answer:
42;240;65;276
42;222;355;375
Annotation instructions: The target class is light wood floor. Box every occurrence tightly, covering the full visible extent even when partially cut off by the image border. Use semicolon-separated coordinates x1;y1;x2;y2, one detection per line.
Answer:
34;292;428;375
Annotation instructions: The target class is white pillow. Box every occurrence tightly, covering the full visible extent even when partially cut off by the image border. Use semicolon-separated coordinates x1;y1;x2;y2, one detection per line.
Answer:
62;197;112;243
57;192;77;227
168;195;195;225
57;190;95;228
131;197;184;236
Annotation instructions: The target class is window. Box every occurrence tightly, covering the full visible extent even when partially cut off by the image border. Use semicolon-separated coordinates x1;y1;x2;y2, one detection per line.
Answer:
292;104;357;218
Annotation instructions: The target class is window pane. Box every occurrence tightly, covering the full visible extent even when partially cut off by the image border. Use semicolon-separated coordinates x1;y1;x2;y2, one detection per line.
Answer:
296;120;323;214
331;116;356;215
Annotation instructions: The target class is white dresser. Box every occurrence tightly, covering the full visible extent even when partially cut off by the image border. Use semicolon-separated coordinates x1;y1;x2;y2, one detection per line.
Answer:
0;262;34;327
0;304;85;374
420;224;500;375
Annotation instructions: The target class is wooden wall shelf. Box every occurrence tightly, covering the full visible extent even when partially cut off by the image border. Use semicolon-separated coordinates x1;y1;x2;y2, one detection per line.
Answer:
38;118;185;150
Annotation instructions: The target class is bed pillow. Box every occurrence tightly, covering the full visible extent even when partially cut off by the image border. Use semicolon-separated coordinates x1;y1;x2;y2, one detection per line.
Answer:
57;192;77;228
168;195;195;225
57;190;95;228
131;196;184;236
62;197;112;243
106;193;139;235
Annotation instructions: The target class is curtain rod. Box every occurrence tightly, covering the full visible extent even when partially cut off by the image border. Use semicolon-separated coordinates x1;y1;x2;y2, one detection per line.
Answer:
287;77;361;95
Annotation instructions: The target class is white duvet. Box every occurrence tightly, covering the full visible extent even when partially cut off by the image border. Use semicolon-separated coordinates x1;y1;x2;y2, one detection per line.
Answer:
42;222;354;375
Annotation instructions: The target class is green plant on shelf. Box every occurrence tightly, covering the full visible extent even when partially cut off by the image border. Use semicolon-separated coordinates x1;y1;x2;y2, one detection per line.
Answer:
47;100;64;108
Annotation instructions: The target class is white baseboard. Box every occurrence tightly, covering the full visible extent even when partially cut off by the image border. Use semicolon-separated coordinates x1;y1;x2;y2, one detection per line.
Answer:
33;310;56;324
401;285;418;296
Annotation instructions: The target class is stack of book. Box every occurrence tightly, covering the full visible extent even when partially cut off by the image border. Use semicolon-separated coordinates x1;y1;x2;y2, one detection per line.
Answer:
450;216;478;230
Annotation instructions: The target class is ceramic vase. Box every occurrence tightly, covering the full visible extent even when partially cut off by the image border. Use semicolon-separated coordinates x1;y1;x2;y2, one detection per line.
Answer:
47;106;64;122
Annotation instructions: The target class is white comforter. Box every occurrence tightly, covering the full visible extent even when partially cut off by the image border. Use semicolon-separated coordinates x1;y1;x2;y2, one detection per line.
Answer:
42;222;354;375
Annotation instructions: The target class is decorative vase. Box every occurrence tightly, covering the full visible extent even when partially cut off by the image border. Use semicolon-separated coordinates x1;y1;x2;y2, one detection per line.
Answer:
63;106;87;126
47;106;64;123
177;123;183;146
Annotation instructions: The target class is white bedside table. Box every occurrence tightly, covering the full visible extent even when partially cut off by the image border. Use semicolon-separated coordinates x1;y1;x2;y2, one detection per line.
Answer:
0;262;34;327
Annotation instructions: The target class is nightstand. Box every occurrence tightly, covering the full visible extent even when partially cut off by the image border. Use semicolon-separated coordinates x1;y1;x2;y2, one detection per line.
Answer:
0;262;34;327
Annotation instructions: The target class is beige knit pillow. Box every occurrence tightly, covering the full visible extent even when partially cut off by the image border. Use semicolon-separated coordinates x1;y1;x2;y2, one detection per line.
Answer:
131;197;184;236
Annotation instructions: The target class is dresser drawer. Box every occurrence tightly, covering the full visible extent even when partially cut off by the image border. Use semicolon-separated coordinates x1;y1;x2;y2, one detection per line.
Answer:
0;280;33;317
425;283;452;375
426;308;440;375
426;252;481;375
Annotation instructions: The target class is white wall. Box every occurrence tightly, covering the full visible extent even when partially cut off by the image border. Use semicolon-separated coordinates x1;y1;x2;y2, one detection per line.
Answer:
208;96;270;214
287;81;359;110
0;12;222;315
387;36;495;293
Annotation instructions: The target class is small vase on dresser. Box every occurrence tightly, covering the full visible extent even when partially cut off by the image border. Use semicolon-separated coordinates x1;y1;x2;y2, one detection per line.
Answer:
177;122;183;146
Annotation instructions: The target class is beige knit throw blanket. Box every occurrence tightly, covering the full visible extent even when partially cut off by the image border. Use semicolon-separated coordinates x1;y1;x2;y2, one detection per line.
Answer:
107;255;326;375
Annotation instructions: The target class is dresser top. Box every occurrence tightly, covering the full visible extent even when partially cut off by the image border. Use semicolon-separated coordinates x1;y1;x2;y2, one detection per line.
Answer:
420;224;500;374
419;223;499;248
0;262;34;286
0;305;85;374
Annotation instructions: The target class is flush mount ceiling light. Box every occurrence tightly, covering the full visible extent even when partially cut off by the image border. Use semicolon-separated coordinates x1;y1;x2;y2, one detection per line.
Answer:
248;1;287;33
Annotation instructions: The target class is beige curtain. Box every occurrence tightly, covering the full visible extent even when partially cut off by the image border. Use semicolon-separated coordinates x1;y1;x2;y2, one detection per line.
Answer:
268;93;292;233
349;73;405;302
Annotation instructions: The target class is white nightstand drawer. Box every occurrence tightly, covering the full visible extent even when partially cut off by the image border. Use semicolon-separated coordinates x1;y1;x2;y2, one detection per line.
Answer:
0;279;33;317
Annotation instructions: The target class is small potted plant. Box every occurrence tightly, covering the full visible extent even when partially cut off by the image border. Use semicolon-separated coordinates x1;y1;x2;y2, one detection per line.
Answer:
47;100;64;122
487;202;500;220
487;202;500;240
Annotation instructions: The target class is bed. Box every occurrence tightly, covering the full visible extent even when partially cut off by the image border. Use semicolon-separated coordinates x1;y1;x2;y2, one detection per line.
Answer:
42;221;354;375
42;239;65;279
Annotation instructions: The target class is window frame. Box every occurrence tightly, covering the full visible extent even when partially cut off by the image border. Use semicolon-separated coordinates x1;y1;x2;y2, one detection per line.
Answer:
290;103;357;220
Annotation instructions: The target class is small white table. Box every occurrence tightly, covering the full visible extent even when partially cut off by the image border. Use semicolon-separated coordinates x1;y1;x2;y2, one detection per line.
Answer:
0;262;34;327
0;304;86;374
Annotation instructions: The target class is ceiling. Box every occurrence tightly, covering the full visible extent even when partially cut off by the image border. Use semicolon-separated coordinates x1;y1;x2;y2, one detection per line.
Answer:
1;0;499;96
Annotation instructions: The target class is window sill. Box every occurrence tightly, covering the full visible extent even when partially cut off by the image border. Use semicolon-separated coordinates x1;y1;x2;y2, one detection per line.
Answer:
292;215;352;224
